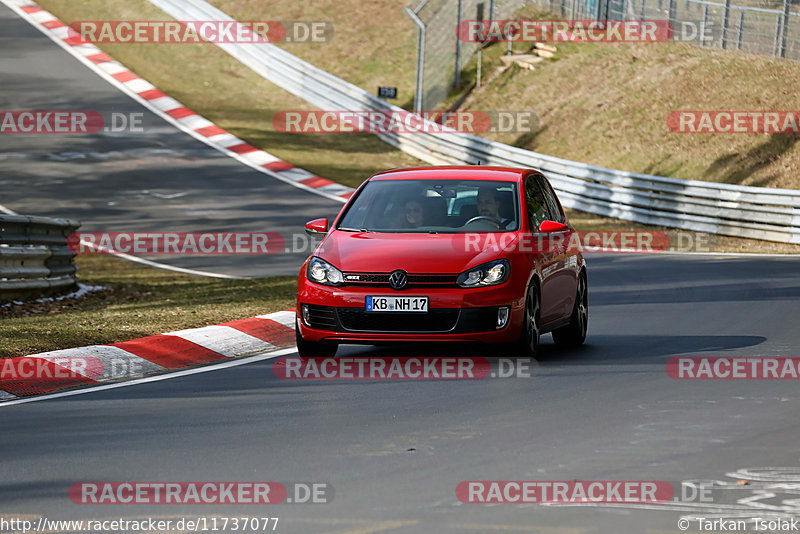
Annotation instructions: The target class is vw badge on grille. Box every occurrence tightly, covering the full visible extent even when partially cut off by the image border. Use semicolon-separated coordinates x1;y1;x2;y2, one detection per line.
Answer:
389;270;408;290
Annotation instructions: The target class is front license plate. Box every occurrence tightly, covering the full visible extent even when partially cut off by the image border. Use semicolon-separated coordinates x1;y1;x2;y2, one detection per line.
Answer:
366;296;428;312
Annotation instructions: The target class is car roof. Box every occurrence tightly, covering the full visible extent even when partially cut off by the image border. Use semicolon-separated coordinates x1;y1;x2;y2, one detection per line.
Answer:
369;166;534;182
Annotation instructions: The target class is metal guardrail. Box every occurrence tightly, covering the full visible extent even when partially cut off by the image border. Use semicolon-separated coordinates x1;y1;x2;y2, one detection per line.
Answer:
0;215;81;302
151;0;800;244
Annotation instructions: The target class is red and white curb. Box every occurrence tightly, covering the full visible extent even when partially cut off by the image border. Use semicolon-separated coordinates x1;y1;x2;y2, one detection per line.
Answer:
0;310;297;401
1;0;354;204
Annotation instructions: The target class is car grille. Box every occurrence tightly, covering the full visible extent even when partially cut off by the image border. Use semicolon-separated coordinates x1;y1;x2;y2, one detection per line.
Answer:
303;305;500;334
341;272;458;288
338;308;460;332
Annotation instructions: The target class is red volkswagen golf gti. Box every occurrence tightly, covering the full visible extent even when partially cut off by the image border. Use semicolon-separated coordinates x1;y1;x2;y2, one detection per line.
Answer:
295;166;587;357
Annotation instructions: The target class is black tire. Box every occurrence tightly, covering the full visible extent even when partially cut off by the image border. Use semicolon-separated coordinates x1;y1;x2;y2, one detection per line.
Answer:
552;272;588;347
516;283;541;357
295;323;338;358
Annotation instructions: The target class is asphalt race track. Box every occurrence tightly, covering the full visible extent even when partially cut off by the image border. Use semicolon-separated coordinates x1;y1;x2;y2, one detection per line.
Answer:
4;254;800;532
0;3;343;278
4;2;800;534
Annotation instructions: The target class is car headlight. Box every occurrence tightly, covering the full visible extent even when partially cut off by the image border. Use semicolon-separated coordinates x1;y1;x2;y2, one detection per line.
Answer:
307;257;344;286
456;259;510;288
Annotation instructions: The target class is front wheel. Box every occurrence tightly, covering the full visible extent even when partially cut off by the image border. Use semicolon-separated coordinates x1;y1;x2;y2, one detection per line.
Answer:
295;324;338;358
516;283;541;357
552;272;588;347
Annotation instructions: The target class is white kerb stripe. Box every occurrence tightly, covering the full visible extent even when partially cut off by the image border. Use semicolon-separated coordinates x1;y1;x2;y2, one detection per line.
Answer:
70;43;102;57
176;114;214;131
27;10;53;23
51;25;70;39
317;183;353;196
30;345;165;381
256;310;296;329
208;133;244;148
239;150;281;166
123;78;156;93
0;390;16;400
148;96;184;112
273;168;316;182
97;61;130;76
166;325;276;358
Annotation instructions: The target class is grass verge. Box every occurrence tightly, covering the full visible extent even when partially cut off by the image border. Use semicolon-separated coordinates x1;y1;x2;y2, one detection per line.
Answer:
0;255;296;358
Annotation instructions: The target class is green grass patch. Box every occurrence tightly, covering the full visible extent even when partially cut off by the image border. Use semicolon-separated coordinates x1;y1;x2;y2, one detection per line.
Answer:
0;255;296;358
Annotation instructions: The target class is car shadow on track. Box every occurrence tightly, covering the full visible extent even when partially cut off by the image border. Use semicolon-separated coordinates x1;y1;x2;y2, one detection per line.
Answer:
334;333;766;365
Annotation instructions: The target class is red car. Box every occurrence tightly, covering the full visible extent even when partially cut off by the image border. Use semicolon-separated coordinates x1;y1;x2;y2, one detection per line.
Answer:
295;166;587;357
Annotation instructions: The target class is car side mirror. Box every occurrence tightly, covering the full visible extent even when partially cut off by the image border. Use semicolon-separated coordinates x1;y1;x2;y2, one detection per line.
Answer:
538;220;569;233
305;218;329;235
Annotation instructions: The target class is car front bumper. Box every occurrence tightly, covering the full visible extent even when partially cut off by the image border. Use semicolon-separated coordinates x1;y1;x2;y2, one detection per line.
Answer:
296;281;526;344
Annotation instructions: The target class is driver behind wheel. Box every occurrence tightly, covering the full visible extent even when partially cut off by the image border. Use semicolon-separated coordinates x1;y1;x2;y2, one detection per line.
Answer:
476;186;514;229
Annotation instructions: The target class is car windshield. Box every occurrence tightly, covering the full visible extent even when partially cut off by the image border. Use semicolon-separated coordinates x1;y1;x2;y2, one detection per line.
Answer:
337;179;519;233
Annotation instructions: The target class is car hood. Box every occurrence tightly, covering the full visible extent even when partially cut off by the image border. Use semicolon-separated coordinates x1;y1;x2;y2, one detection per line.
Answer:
315;230;517;273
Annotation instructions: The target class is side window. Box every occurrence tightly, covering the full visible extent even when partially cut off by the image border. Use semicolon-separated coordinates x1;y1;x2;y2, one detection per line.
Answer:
524;177;550;230
536;175;565;224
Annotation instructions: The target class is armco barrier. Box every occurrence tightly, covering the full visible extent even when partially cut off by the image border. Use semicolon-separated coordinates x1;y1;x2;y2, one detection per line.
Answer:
149;0;800;245
0;215;81;301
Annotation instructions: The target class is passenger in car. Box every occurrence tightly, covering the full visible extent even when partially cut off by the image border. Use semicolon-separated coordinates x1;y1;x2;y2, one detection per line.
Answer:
403;199;425;228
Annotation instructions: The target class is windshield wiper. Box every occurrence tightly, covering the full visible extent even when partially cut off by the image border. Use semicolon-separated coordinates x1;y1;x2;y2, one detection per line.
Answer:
338;227;370;232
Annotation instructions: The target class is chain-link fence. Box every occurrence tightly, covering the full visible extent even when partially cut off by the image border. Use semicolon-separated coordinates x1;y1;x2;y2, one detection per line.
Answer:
405;0;522;111
405;0;798;112
545;0;799;58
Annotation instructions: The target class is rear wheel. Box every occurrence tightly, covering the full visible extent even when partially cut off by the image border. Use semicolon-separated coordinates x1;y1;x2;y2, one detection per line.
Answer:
552;272;588;347
516;283;541;357
295;323;338;358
